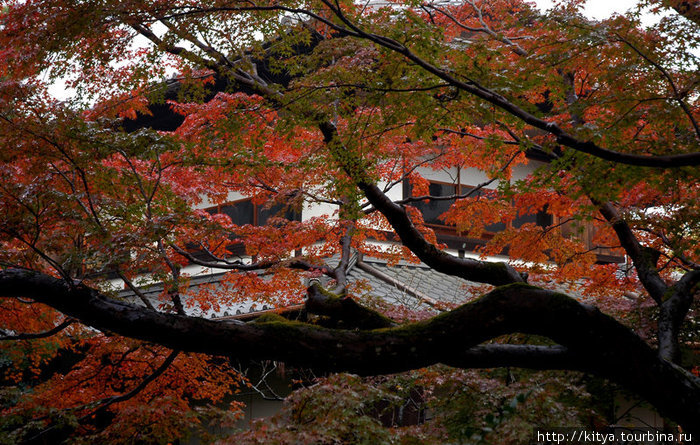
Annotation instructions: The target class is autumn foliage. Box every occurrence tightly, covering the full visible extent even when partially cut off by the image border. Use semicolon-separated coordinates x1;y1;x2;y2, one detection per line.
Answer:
0;0;698;443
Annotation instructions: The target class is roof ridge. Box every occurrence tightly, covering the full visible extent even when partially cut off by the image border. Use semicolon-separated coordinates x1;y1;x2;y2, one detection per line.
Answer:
355;258;439;309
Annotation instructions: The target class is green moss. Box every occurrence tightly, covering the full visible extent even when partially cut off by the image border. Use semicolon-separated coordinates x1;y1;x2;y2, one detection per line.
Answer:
354;309;394;329
255;283;581;345
372;282;575;341
252;314;321;334
311;282;344;301
249;314;326;345
661;287;676;303
309;283;394;329
252;313;290;324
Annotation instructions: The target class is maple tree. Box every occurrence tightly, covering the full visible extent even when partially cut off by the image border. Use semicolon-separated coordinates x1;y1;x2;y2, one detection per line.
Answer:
0;0;699;442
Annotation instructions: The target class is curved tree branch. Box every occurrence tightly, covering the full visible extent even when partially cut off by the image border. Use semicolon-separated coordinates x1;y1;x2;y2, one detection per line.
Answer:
595;202;698;363
0;268;698;432
658;270;700;362
170;243;336;277
142;4;700;167
85;349;180;416
0;318;74;341
597;202;668;303
310;0;700;168
444;344;582;370
305;282;394;329
23;349;179;445
318;120;525;286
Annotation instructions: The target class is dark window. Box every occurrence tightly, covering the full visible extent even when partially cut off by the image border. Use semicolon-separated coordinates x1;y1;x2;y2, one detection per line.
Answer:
411;182;457;225
207;198;300;226
513;206;552;229
408;181;506;232
220;200;255;226
406;181;550;234
257;202;299;226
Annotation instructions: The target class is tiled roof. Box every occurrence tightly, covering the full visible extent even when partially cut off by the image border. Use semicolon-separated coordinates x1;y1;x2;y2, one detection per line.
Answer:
120;253;486;317
347;257;483;309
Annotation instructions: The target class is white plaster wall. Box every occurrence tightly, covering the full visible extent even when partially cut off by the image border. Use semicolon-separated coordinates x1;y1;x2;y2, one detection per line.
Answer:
302;199;335;222
414;159;545;191
512;159;546;182
168;156;547;310
415;166;464;186
381;179;403;202
194;191;247;209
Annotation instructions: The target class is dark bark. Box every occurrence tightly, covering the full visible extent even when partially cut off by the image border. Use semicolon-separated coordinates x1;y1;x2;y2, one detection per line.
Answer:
305;283;395;329
444;344;582;370
309;0;700;168
1;268;699;433
317;120;525;287
597;202;700;364
597;203;668;303
659;271;700;362
360;181;525;285
332;219;355;293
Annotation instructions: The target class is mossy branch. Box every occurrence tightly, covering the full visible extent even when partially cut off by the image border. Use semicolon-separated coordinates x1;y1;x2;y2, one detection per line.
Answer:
1;269;699;433
305;283;395;329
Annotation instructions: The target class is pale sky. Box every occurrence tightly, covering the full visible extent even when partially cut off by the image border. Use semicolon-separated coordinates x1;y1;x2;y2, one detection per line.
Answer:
534;0;639;18
46;0;664;101
533;0;666;25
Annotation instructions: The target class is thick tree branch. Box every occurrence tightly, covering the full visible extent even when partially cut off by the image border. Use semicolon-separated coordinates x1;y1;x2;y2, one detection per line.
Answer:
594;202;698;363
1;268;698;432
597;202;668;303
318;120;525;286
658;270;700;362
305;282;395;329
311;0;700;168
444;344;582;370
